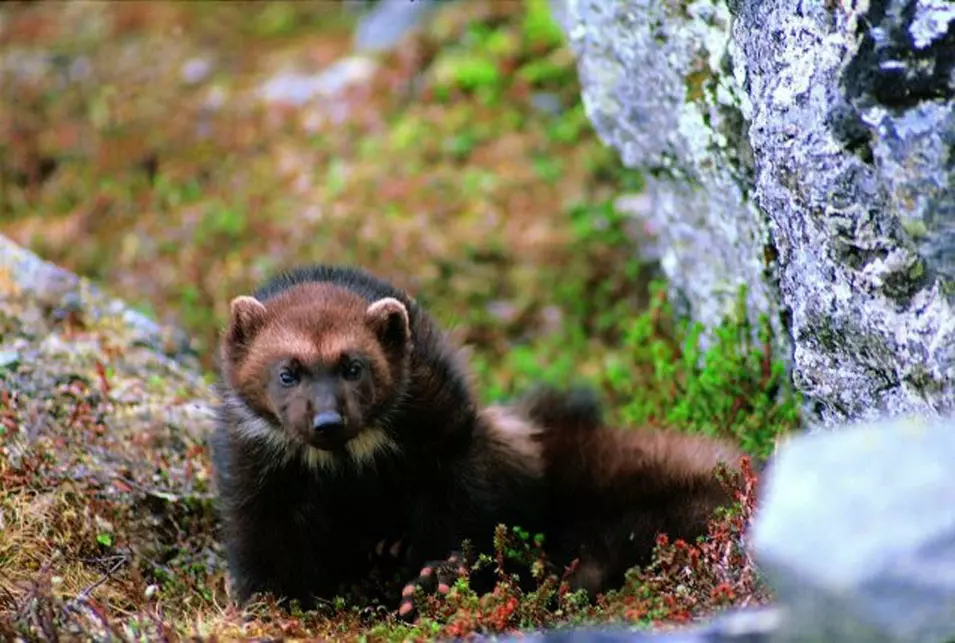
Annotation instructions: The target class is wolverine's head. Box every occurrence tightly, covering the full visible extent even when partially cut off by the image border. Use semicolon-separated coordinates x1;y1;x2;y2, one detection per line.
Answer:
219;282;412;461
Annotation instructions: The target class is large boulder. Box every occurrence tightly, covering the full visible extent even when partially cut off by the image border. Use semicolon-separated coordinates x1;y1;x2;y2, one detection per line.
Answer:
557;0;955;427
750;413;955;642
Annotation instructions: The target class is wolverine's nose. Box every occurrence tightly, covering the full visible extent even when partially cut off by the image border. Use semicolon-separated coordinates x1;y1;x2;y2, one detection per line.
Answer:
312;411;345;433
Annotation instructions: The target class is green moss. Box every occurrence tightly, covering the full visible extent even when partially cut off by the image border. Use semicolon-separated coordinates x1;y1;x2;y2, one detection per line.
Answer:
901;216;928;240
432;52;502;93
608;284;799;458
518;58;570;86
685;67;712;103
485;280;799;460
471;191;799;462
485;28;520;58
522;0;565;49
388;113;428;152
531;154;565;183
546;104;591;144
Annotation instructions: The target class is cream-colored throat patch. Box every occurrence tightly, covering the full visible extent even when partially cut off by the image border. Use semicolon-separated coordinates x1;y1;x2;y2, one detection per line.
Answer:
300;426;401;473
229;395;400;474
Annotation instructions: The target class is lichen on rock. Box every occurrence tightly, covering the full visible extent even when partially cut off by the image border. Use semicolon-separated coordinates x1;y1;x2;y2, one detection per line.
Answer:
559;0;955;426
0;234;221;638
560;0;785;368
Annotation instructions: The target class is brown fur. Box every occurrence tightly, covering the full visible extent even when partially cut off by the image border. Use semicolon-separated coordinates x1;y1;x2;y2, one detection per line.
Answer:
209;265;547;612
211;264;750;617
511;384;747;599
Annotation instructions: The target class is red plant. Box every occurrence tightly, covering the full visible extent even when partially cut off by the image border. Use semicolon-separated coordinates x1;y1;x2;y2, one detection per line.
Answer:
597;455;771;625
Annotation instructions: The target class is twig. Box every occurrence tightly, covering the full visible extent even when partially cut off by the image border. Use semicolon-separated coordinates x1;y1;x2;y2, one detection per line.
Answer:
75;555;127;603
0;576;19;610
115;474;214;504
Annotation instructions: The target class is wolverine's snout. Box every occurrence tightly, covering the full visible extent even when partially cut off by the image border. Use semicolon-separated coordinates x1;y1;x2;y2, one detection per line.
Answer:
313;411;345;433
308;387;352;450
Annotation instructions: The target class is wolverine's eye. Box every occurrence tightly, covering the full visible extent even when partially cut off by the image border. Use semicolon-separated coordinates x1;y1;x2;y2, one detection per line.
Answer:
342;359;364;382
278;368;299;388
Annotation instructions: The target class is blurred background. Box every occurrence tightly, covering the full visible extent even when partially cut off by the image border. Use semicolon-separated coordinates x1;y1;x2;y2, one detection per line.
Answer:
0;0;653;405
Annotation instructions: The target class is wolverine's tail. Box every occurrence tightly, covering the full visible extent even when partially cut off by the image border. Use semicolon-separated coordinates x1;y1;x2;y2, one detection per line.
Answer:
511;383;604;433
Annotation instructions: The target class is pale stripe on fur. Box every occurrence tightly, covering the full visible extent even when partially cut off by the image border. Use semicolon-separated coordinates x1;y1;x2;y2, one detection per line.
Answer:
222;391;401;475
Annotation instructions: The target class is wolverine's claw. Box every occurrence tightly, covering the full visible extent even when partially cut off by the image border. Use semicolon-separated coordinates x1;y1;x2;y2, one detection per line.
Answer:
397;552;467;622
370;536;406;563
388;539;403;558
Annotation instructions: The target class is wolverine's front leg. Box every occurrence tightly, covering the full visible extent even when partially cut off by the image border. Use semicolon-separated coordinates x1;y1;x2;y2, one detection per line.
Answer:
392;501;472;621
223;514;345;611
225;537;317;609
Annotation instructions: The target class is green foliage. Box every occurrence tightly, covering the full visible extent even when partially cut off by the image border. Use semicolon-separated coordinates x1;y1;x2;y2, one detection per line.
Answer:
522;0;565;49
546;104;591;144
433;53;502;93
518;57;573;87
255;3;299;38
469;179;798;460
604;283;800;458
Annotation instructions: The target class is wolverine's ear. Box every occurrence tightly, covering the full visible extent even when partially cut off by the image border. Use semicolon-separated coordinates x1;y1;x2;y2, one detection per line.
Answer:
365;297;410;350
226;295;267;346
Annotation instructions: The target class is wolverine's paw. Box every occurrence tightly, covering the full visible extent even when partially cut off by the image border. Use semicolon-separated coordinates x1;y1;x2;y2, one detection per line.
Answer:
397;552;468;622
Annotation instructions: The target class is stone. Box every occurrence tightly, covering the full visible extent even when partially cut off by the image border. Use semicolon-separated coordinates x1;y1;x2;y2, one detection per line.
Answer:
0;233;196;366
488;605;782;642
558;0;955;427
559;0;782;358
257;56;378;108
749;414;955;643
353;0;442;54
0;350;21;369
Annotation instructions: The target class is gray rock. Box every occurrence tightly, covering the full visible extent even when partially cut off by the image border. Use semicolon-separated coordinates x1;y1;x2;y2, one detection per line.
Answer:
736;0;955;427
180;56;213;85
0;350;21;369
257;56;378;108
559;0;955;427
488;605;782;642
353;0;443;54
749;414;955;643
560;0;784;359
0;234;196;365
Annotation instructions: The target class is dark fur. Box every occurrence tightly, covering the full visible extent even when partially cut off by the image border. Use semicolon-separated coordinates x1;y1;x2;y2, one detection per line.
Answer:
513;384;748;599
396;385;750;612
210;265;547;611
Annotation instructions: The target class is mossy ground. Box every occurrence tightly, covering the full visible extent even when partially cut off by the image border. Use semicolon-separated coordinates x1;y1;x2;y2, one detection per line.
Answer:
0;2;799;640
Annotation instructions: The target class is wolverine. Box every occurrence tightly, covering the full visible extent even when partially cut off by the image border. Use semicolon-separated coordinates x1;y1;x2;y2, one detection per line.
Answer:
395;385;752;613
209;264;548;613
210;263;752;620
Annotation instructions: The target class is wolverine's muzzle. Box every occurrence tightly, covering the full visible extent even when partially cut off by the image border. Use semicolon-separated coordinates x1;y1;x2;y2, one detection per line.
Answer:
310;409;351;451
313;411;345;433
